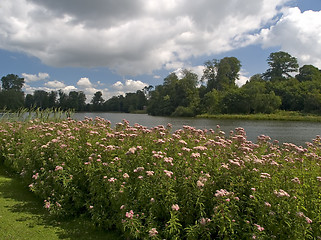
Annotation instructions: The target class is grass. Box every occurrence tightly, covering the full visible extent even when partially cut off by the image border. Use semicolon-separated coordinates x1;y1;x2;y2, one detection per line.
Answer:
0;167;121;240
197;110;321;122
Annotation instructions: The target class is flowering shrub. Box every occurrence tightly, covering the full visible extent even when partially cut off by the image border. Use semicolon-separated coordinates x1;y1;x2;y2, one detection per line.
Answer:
1;118;321;239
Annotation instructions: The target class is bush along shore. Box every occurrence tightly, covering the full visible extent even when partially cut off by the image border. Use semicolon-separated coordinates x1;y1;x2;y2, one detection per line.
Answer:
0;117;321;239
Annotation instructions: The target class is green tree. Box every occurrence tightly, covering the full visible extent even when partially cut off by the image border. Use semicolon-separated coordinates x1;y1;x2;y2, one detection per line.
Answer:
304;90;321;113
0;90;24;110
48;91;58;108
58;90;69;110
25;94;34;109
0;74;25;110
91;91;104;111
202;57;241;91
33;90;49;109
1;74;25;91
296;65;321;82
263;51;299;81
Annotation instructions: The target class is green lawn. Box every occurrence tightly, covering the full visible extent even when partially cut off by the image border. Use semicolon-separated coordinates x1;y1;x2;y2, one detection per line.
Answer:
0;168;121;240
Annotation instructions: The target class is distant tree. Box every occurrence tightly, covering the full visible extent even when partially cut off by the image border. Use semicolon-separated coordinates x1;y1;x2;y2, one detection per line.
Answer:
0;74;25;110
91;91;104;111
25;94;34;109
263;51;299;81
77;91;87;111
202;57;241;91
1;74;25;91
58;90;69;110
0;90;24;110
33;90;49;109
296;65;321;82
48;91;58;108
147;69;199;116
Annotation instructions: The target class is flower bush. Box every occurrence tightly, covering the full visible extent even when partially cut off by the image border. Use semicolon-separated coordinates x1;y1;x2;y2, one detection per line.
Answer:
0;117;320;239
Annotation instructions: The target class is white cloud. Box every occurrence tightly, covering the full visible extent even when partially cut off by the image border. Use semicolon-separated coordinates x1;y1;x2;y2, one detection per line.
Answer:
77;77;93;88
22;72;49;82
44;80;66;88
0;0;292;75
111;79;147;92
258;7;321;68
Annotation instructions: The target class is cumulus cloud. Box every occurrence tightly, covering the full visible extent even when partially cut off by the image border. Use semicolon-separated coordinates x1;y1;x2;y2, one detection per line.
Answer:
111;79;147;92
258;7;321;68
0;0;293;76
44;80;66;88
77;77;93;88
22;72;49;82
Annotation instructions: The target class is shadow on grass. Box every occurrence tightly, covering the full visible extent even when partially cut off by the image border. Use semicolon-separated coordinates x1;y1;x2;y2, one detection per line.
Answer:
0;167;122;240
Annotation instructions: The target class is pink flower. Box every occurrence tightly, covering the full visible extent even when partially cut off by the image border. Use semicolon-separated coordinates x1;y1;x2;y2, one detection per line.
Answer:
44;200;50;209
55;166;63;171
265;202;271;207
215;189;230;197
120;205;125;210
32;173;39;179
164;170;173;177
291;177;301;184
125;210;134;219
274;189;290;197
254;223;264;231
171;204;180;211
149;228;158;237
126;147;136;155
197;180;204;188
146;171;154;176
108;177;117;182
123;173;129;178
305;217;312;224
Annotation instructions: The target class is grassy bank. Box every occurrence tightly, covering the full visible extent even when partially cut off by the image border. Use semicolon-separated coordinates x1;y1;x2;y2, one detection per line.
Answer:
197;111;321;122
0;168;121;240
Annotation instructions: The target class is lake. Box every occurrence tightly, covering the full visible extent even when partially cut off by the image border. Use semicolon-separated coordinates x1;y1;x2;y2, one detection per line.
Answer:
72;112;321;146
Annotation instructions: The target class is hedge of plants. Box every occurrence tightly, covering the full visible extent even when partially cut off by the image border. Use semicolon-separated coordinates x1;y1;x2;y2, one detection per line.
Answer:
0;117;320;239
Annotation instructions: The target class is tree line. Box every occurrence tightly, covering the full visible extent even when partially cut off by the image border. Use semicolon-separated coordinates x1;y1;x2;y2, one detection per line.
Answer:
147;51;321;116
1;51;321;115
0;75;149;112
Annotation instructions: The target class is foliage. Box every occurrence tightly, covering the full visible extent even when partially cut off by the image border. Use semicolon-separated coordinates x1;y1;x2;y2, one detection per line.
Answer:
202;57;241;91
1;74;25;91
147;69;199;116
263;51;299;81
1;117;321;239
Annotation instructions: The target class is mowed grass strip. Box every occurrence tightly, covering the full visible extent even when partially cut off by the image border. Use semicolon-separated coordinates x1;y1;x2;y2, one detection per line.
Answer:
0;168;121;240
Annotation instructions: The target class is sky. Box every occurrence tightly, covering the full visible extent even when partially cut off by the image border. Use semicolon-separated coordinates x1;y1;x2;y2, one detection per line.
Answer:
1;0;321;102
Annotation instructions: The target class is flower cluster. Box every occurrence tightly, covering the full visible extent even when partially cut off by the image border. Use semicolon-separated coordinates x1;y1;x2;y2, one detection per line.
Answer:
0;117;320;239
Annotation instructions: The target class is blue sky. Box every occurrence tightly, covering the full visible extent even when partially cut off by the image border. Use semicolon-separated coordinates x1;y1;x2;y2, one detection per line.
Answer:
0;0;321;101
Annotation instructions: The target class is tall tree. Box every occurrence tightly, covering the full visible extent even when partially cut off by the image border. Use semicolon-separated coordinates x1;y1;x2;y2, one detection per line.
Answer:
33;90;49;109
263;51;299;81
1;74;25;91
91;91;104;111
202;57;241;91
48;91;58;108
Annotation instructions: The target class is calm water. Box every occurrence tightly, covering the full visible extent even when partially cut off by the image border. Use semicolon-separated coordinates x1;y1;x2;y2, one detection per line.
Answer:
72;112;321;146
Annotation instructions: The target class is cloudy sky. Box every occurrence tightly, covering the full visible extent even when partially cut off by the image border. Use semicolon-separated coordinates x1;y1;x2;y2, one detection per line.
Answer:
0;0;321;101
